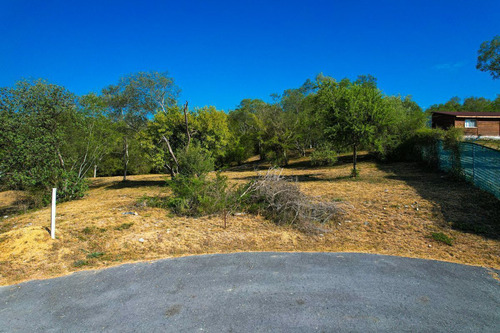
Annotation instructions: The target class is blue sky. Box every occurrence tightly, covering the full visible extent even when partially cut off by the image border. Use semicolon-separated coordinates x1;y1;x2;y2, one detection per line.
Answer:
1;0;499;111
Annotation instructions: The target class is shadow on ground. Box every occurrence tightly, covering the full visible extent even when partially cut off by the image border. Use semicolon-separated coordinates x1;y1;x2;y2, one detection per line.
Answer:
100;180;167;190
376;162;500;240
228;153;373;183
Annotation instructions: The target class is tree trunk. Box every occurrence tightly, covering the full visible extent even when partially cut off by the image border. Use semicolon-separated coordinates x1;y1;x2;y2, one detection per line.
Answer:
183;101;191;151
162;135;179;176
123;136;129;182
352;144;358;177
93;164;97;178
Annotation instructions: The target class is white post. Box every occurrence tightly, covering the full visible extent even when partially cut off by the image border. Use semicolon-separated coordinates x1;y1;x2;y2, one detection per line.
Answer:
51;188;57;239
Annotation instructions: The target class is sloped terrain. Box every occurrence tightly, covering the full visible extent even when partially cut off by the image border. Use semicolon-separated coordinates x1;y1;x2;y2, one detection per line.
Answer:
1;154;499;286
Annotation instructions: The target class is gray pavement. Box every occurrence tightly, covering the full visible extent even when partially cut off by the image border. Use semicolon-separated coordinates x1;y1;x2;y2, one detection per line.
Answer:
0;252;499;332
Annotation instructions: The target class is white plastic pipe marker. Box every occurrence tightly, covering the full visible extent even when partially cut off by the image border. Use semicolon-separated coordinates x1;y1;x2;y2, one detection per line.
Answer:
51;188;56;239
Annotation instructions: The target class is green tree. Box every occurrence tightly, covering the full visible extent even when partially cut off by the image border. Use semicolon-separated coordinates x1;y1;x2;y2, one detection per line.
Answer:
0;79;89;203
78;93;120;178
316;76;393;176
103;71;179;181
477;35;500;79
191;106;230;165
227;99;266;162
140;105;185;177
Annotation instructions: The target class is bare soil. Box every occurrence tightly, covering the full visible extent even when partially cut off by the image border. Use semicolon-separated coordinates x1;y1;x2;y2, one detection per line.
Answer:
1;153;499;286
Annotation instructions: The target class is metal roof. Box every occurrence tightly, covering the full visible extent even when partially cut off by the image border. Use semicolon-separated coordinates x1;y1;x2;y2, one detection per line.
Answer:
431;111;500;118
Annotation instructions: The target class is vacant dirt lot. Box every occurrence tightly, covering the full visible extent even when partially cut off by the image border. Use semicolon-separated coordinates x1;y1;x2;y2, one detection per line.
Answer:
1;154;499;285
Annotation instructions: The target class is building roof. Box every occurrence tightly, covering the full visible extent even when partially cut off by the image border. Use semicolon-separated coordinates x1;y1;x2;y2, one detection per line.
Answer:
432;111;500;118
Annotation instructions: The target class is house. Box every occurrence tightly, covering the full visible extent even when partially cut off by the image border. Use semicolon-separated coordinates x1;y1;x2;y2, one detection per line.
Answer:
431;111;500;138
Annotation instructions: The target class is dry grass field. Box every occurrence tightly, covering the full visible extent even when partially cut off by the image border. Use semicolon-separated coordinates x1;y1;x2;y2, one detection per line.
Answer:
1;153;499;286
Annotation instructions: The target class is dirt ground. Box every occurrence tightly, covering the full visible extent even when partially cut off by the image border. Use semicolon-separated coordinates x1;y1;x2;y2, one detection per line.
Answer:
1;154;499;286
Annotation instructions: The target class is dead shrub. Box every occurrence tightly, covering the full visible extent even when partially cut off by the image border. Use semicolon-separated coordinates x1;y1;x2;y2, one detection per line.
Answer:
241;168;343;231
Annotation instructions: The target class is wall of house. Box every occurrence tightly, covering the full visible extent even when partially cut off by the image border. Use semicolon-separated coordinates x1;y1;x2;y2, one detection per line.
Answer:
432;114;455;129
455;119;500;136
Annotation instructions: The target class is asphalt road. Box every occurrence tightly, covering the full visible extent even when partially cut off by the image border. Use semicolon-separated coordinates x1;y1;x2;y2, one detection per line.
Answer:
1;252;499;332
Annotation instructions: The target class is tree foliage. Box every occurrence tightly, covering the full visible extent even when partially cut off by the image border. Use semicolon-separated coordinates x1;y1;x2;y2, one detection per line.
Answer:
477;35;500;79
427;95;500;113
315;76;393;176
103;71;180;180
0;80;88;204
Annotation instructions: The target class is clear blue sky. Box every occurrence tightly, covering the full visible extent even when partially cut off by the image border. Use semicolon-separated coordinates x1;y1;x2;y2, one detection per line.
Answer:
1;0;499;111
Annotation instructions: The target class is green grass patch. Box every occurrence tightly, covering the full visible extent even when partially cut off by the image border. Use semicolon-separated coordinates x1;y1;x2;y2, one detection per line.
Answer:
73;260;89;267
430;232;454;246
114;222;134;231
86;252;105;259
81;226;106;234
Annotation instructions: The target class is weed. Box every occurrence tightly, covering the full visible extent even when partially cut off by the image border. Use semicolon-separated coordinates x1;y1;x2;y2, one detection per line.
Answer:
73;260;89;267
139;196;170;209
430;232;454;246
350;168;360;178
114;223;134;231
81;226;106;234
86;252;105;259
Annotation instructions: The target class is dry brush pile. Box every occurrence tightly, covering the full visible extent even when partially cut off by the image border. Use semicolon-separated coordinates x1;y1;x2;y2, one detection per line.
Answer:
238;168;343;232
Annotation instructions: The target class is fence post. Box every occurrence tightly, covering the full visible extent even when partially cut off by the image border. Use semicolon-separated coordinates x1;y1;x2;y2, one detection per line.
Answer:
51;188;57;239
472;144;475;184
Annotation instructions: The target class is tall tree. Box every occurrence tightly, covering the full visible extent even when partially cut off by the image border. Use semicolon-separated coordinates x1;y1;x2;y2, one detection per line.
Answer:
103;71;179;181
0;79;88;203
477;35;500;79
78;93;120;178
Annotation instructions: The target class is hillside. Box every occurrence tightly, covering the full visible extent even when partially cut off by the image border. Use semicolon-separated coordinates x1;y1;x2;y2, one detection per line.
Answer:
1;154;499;286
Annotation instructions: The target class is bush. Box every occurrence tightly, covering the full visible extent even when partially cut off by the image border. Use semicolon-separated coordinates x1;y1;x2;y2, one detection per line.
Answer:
386;128;444;166
442;128;464;178
167;173;232;216
22;170;88;208
54;171;89;203
311;146;337;166
176;144;215;177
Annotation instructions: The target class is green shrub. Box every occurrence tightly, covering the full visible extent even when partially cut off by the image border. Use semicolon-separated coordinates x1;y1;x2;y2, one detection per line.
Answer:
385;128;442;164
443;128;464;179
311;146;338;166
176;144;214;177
167;173;232;216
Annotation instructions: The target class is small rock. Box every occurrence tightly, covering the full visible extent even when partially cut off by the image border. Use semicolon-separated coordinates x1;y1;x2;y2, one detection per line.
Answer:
384;189;388;193
383;207;386;210
3;216;8;219
122;212;138;216
415;207;419;211
319;234;324;237
138;238;145;243
428;244;432;248
404;205;409;208
364;222;370;226
234;212;245;216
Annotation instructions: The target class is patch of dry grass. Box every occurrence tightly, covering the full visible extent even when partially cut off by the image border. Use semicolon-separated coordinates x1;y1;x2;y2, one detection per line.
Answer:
0;155;499;286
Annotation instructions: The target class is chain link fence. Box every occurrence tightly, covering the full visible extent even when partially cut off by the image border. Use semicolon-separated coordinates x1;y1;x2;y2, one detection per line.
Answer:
436;141;500;199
